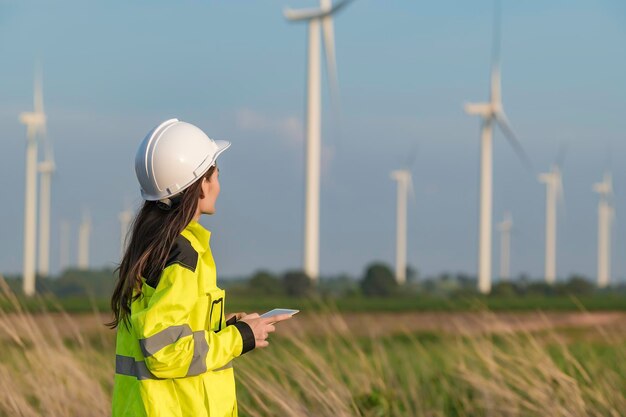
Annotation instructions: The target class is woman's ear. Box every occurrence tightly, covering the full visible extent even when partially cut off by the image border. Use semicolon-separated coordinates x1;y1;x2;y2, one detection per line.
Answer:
199;177;207;199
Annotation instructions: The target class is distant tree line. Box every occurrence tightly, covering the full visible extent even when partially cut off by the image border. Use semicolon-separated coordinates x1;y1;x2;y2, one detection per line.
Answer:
237;263;625;299
1;263;624;300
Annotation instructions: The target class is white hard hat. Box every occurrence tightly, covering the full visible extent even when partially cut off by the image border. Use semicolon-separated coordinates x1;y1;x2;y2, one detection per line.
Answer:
135;118;230;202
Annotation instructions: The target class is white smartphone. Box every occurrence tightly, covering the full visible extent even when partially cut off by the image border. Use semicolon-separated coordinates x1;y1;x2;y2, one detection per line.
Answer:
260;308;299;319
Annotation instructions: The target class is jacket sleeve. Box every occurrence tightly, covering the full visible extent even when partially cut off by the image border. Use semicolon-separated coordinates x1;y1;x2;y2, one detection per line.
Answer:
130;264;256;379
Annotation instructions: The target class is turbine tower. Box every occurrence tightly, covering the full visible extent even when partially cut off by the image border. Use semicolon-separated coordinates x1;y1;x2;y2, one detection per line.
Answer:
496;211;512;280
464;1;529;294
78;210;91;270
284;0;352;282
19;68;46;296
538;164;563;284
119;207;133;257
390;170;413;285
593;173;614;288
38;136;55;277
59;220;70;272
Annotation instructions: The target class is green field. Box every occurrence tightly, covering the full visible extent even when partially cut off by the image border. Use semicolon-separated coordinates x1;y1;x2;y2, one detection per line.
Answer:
0;276;624;416
1;293;624;315
0;284;624;417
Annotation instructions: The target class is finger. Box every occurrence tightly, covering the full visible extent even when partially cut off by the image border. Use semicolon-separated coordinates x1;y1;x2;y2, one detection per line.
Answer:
256;340;269;348
246;313;260;319
266;324;276;333
263;314;293;324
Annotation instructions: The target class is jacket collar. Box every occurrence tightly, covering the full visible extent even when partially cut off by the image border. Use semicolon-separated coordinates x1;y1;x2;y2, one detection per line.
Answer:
181;220;211;253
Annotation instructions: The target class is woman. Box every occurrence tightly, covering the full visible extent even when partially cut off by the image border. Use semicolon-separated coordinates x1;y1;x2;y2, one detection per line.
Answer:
109;118;291;416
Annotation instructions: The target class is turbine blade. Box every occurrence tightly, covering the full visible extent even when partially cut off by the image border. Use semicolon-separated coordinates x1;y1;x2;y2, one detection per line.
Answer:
490;0;502;106
33;64;47;138
284;0;354;21
34;65;44;114
490;63;501;107
405;143;418;170
321;12;341;120
328;0;355;16
495;111;533;171
408;173;416;204
464;102;490;116
284;7;324;21
555;142;568;169
44;134;56;168
551;168;567;224
557;170;565;207
322;15;338;95
320;0;346;155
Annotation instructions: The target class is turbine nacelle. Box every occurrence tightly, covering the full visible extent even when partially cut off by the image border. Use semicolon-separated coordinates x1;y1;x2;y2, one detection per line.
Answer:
20;112;46;127
390;169;414;199
38;160;55;174
284;0;352;21
593;173;613;198
464;102;493;117
497;212;513;232
539;164;564;207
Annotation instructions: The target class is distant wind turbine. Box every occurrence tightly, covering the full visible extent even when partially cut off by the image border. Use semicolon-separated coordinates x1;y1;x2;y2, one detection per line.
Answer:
390;169;414;285
464;1;530;294
538;164;564;284
38;135;55;277
593;173;614;288
59;220;70;272
19;67;46;296
78;210;91;270
284;0;352;281
496;211;512;280
119;207;133;257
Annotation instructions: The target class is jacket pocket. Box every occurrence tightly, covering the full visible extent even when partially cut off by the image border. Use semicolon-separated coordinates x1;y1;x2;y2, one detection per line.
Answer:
206;288;225;332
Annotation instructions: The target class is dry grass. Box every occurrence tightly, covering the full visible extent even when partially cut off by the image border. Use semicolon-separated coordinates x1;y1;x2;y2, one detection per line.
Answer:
0;278;112;417
236;310;626;417
0;277;624;416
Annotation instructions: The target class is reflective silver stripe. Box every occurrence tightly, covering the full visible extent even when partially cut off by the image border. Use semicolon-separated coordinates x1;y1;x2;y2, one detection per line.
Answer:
115;355;159;380
186;331;209;376
213;361;233;372
139;324;193;357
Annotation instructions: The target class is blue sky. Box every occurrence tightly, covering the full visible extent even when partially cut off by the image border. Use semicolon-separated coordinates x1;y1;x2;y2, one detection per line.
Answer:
0;1;625;282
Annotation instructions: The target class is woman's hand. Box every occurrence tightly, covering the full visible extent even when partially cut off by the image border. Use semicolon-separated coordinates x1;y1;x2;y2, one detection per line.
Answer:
239;313;293;349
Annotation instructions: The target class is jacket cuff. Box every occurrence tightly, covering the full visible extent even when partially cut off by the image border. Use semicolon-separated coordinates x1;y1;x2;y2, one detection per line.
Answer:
233;321;255;355
226;316;237;326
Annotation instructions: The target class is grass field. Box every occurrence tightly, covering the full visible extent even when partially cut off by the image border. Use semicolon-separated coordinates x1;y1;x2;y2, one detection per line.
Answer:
2;292;625;315
0;279;624;416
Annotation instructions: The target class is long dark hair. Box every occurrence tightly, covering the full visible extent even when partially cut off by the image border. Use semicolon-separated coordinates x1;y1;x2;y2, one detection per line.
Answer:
108;165;216;330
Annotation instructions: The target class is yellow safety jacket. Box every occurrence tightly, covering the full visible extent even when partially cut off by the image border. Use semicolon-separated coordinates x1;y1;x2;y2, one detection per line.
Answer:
112;220;255;417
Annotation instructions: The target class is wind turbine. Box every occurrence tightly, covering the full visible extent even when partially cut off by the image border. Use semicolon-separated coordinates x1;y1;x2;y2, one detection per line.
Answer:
593;173;614;288
390;169;414;285
19;68;46;296
59;220;70;272
538;163;563;284
464;1;529;294
496;211;512;281
37;135;55;277
284;0;352;282
119;207;133;257
78;210;91;270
